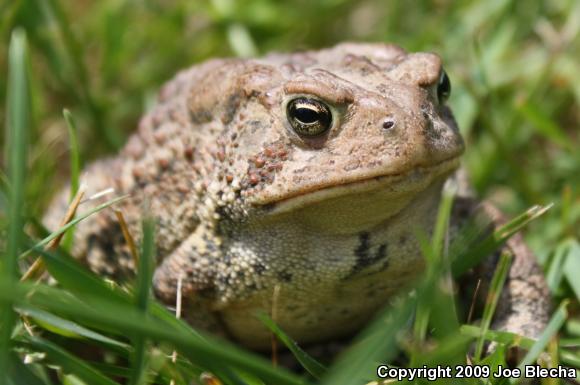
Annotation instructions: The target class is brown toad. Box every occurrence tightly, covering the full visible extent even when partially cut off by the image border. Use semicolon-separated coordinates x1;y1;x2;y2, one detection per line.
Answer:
45;43;550;349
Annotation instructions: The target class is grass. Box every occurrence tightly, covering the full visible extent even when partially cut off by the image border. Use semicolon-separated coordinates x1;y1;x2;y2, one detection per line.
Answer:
1;0;579;384
2;28;30;380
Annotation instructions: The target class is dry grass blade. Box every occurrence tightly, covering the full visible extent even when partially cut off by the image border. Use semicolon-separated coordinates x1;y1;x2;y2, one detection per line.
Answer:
21;194;129;258
21;185;85;282
114;209;139;267
200;372;225;385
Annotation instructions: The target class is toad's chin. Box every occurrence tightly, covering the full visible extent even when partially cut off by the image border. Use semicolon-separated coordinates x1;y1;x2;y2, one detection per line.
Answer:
252;157;460;233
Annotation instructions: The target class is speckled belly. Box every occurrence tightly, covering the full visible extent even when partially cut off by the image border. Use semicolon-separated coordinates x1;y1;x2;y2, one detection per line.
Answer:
218;251;425;349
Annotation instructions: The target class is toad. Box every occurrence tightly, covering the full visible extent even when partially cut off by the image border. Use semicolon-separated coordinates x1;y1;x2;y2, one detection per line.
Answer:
45;43;550;349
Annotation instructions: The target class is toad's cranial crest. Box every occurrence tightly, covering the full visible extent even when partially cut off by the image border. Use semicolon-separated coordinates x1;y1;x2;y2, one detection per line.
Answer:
45;42;549;350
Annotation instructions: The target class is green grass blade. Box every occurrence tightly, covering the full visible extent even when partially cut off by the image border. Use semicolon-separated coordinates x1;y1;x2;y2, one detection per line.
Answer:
560;350;580;370
135;216;155;317
18;307;130;350
1;28;31;379
411;235;437;353
62;109;81;202
129;216;156;385
41;0;120;148
475;251;512;360
480;344;508;383
452;204;551;277
31;246;133;303
40;0;88;84
517;101;570;150
83;362;132;380
563;239;580;301
512;300;569;384
431;189;455;259
18;335;119;385
320;294;416;385
545;240;570;293
258;313;327;379
414;333;473;370
411;191;458;365
62;108;82;251
460;325;536;350
566;320;580;337
7;352;50;385
0;170;9;195
227;23;258;58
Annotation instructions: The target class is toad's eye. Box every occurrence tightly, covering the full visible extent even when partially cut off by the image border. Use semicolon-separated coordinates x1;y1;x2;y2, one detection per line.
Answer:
437;70;451;103
287;97;332;137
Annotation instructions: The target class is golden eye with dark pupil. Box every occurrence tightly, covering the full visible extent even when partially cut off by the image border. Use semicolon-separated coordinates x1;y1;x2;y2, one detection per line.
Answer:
287;98;332;137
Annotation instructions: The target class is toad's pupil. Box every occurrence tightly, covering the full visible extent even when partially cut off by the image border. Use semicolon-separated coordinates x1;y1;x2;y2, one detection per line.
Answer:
294;106;319;124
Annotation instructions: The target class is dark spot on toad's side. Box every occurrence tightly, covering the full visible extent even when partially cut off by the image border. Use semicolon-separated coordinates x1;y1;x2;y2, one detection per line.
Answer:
246;282;258;291
366;289;377;298
379;257;390;272
423;119;442;142
398;234;408;245
189;108;213;124
376;243;387;261
215;206;240;233
345;233;389;278
205;242;218;254
355;232;371;260
421;106;443;143
222;91;243;124
217;275;228;287
197;286;218;299
253;262;267;275
87;233;99;254
260;202;276;213
277;271;293;282
93;223;126;265
234;270;246;280
248;120;264;133
294;312;308;320
317;315;328;323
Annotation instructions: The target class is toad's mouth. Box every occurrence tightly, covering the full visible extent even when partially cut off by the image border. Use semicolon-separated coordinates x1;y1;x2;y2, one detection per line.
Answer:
257;156;461;216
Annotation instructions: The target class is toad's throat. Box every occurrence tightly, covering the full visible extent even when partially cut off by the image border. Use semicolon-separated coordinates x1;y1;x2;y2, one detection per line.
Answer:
259;156;461;216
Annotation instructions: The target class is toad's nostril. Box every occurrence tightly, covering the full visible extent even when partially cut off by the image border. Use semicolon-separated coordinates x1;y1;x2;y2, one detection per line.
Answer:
382;118;395;130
